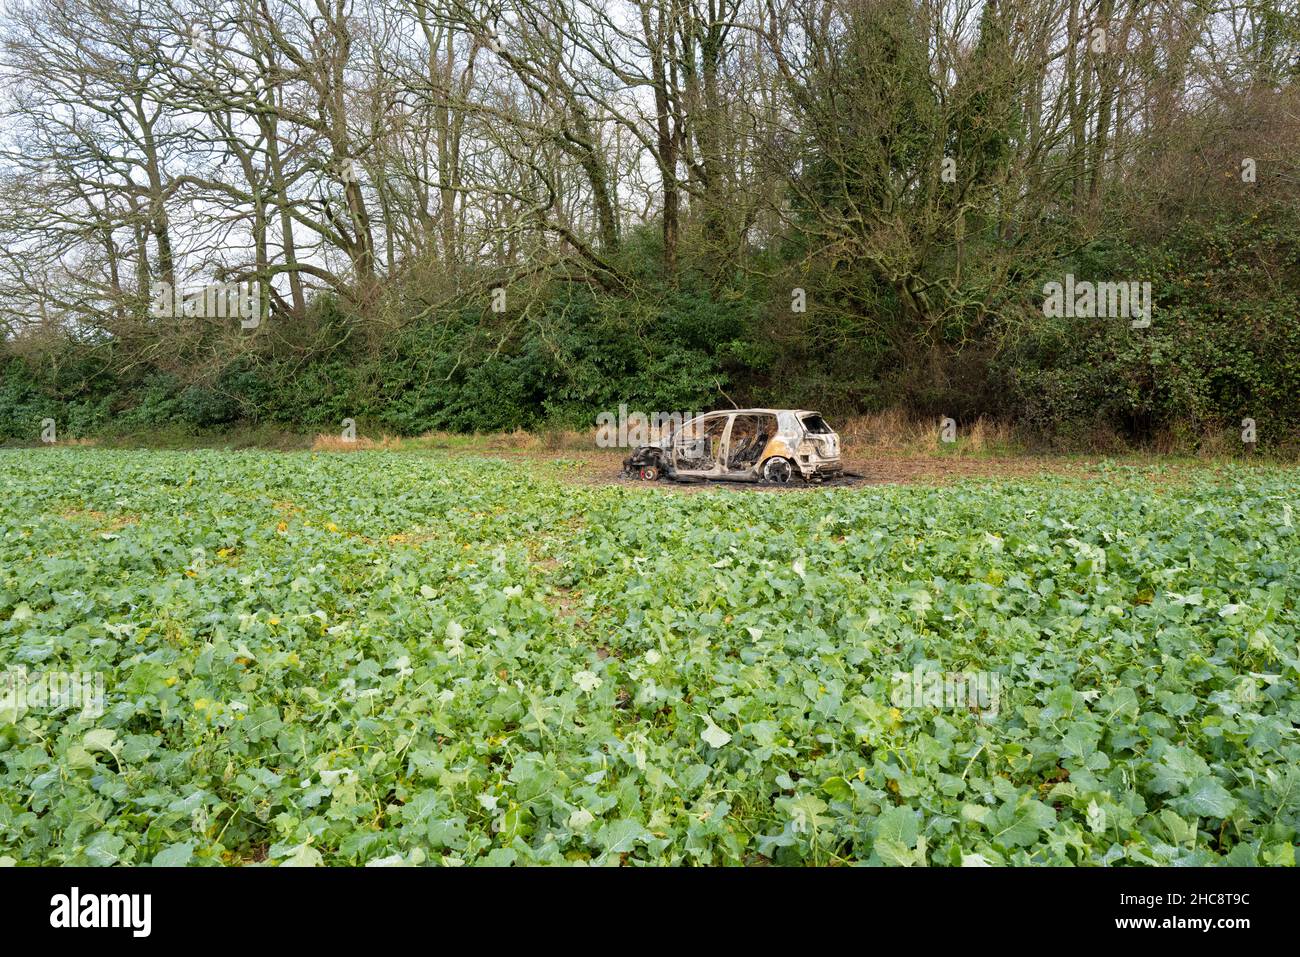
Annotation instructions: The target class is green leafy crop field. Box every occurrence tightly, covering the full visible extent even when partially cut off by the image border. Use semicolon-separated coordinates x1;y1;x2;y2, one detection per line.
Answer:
1;450;1297;865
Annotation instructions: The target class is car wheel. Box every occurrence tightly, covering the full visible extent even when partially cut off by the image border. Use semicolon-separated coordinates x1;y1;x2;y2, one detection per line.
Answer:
639;465;660;481
760;457;794;484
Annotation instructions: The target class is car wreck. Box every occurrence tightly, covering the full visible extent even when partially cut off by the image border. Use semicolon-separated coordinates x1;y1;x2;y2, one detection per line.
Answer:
622;409;842;484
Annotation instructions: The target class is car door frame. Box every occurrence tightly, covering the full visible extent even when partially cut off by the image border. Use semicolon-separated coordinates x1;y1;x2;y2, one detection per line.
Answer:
671;412;734;478
719;411;782;480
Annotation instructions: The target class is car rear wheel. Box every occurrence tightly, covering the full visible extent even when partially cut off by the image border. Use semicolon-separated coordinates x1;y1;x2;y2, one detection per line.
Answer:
760;457;795;484
638;465;660;481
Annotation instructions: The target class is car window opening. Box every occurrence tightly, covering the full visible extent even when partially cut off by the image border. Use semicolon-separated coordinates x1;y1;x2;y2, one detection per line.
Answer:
801;414;833;434
727;414;777;471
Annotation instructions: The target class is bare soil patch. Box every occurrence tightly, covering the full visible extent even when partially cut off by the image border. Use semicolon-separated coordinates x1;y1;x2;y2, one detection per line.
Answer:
482;448;1103;491
434;444;1282;492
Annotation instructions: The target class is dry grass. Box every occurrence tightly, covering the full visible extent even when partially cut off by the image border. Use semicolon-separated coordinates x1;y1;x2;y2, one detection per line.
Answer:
308;412;1291;462
404;414;1012;457
1154;422;1278;460
410;428;598;451
310;433;402;452
312;411;1023;458
837;410;1016;456
57;508;140;532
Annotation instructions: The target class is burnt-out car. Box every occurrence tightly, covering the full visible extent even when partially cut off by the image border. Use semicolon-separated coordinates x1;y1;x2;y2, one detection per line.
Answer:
623;409;842;484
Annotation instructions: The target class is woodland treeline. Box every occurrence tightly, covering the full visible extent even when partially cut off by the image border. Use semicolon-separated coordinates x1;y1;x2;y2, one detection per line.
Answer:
0;0;1297;447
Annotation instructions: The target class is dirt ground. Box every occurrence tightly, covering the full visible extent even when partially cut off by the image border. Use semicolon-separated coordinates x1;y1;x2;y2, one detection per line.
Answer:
610;455;1101;491
473;448;1111;492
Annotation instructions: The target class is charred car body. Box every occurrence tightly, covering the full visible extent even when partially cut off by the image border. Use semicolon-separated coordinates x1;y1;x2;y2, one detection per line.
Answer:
623;409;842;484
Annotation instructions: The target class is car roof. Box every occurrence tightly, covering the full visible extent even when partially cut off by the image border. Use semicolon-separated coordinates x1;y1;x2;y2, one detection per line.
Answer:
698;409;820;417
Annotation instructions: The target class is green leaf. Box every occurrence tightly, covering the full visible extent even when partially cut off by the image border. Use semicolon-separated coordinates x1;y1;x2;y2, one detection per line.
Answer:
281;843;324;867
152;841;195;867
986;798;1056;848
821;776;853;801
1174;778;1238;820
700;715;732;749
83;728;118;753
